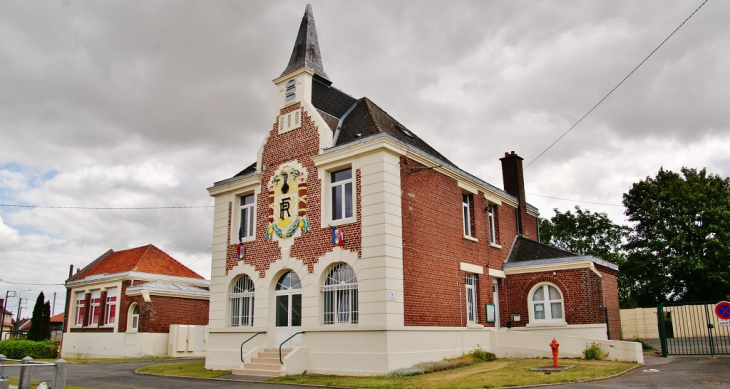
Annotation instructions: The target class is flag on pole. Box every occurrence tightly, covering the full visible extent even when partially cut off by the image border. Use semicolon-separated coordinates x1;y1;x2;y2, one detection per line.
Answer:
237;243;245;259
331;226;344;246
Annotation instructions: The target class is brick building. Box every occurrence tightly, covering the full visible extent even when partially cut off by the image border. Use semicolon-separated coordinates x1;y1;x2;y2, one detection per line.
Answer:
206;5;632;376
62;244;210;358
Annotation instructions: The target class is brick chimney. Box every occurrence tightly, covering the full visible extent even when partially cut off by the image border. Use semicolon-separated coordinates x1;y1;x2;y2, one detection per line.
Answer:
500;151;527;235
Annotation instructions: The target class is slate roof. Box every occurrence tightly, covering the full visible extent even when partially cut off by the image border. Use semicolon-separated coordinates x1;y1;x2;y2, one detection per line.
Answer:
280;4;330;82
504;236;619;271
68;244;204;282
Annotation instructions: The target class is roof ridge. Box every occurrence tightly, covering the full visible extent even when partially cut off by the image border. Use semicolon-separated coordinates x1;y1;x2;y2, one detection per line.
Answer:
361;98;381;133
68;249;114;281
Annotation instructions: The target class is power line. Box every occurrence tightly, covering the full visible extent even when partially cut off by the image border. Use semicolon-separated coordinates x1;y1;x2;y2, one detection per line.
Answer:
524;0;710;170
0;280;64;286
527;192;623;207
0;204;213;210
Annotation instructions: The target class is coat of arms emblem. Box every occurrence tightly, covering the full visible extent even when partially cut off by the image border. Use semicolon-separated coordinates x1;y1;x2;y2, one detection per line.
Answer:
265;162;310;240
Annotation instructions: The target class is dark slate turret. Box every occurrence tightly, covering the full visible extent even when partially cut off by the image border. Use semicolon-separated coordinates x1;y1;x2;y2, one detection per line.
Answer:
280;4;330;83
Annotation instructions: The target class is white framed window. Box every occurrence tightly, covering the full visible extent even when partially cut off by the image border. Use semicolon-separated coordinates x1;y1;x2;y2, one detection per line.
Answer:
74;292;85;326
104;288;117;325
89;290;101;326
330;168;353;222
128;303;139;332
465;273;478;323
488;205;496;244
529;283;565;323
462;194;472;237
322;263;358;325
230;275;255;327
239;194;255;240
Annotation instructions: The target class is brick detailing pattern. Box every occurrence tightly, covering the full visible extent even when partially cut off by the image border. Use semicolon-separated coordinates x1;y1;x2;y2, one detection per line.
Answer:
225;103;362;277
503;269;606;328
400;158;533;327
600;267;622;339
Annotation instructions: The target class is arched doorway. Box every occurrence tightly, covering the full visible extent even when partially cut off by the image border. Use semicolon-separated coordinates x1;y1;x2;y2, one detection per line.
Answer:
274;271;302;348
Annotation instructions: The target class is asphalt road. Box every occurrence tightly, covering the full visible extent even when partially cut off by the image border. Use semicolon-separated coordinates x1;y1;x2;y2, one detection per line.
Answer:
11;355;730;388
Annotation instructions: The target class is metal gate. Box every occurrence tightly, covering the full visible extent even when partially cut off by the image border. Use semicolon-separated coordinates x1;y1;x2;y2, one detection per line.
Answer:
657;300;730;356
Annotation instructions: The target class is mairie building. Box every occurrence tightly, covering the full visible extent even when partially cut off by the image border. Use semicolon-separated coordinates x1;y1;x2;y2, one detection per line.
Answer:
206;4;640;376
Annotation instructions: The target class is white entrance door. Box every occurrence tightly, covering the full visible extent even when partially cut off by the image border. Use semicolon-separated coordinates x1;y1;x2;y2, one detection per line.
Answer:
274;271;302;349
493;279;500;330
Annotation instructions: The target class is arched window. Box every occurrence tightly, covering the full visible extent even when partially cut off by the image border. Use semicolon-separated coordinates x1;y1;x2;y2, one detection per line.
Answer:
230;275;255;327
127;303;139;332
322;263;358;325
529;283;564;323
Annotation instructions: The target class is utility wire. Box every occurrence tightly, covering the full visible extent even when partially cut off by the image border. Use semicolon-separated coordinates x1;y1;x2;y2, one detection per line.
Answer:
0;204;213;210
524;0;710;170
0;280;64;286
526;192;623;207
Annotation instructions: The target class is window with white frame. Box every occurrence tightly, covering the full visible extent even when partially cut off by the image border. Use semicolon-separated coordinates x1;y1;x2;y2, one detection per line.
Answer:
104;288;117;325
74;292;85;326
488;205;496;244
89;290;101;326
462;194;472;237
322;263;358;325
128;303;139;332
239;194;255;239
465;273;478;323
230;275;255;327
530;283;564;322
331;168;353;221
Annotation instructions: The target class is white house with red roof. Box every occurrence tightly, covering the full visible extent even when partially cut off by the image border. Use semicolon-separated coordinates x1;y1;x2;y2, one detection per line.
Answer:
62;244;210;358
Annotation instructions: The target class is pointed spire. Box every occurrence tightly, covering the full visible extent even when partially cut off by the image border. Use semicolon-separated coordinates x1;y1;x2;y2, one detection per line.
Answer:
280;4;330;82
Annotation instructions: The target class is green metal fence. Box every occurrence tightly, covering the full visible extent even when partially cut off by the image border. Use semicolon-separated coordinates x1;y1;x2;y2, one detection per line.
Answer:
657;300;730;357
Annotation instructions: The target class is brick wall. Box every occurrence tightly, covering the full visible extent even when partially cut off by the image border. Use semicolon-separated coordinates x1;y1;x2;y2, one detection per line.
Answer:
400;157;533;327
225;103;362;278
503;269;606;328
600;266;622;339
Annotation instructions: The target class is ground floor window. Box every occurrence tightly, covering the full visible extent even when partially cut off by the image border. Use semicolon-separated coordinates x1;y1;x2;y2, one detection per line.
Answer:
530;283;564;322
322;263;358;325
230;274;255;327
465;273;478;323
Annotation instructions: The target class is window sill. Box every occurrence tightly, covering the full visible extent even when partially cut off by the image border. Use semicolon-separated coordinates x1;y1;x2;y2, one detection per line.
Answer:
238;235;255;244
526;321;568;328
466;323;484;329
125;330;139;334
329;216;356;228
463;235;478;242
489;242;502;249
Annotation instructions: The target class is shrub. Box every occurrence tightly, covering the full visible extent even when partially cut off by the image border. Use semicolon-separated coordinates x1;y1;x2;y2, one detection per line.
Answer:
468;348;497;362
582;342;607;360
0;339;58;359
628;337;654;351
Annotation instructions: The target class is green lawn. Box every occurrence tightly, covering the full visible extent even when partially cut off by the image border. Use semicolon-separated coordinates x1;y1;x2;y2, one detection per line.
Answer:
136;360;232;378
4;376;89;389
269;359;639;389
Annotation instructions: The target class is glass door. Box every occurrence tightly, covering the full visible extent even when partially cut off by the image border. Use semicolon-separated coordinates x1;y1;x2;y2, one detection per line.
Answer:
274;271;302;348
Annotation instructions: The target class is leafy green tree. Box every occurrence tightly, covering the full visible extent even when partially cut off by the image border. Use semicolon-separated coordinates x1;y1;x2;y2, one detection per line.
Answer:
539;206;628;266
621;167;730;307
27;292;45;341
43;301;52;340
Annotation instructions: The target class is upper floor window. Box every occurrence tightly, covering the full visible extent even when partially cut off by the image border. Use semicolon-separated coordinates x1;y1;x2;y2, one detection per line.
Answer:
239;194;255;240
331;168;353;221
74;292;85;326
89;290;101;326
322;263;358;325
230;275;255;327
530;283;564;322
104;288;117;325
488;205;496;244
462;194;472;237
465;273;478;323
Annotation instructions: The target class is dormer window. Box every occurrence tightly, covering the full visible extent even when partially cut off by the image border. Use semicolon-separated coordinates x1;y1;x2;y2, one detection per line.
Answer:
285;79;296;102
396;124;414;138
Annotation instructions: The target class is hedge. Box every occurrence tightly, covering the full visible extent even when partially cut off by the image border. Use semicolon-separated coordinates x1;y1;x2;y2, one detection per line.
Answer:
0;339;58;359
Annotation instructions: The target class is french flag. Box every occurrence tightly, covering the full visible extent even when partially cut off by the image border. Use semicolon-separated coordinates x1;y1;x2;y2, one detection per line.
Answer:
331;226;344;247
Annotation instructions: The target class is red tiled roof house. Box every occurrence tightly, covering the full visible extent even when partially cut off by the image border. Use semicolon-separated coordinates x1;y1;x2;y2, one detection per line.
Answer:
62;244;210;358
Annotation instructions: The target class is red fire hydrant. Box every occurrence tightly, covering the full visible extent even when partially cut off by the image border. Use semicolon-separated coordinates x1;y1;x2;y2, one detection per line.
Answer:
549;338;560;367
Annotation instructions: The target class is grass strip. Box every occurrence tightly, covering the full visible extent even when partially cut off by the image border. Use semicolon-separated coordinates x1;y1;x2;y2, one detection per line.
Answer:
137;360;232;378
4;376;89;389
269;359;638;388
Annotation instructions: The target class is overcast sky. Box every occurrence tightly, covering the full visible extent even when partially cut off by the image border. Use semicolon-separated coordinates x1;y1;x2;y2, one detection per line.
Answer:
1;0;727;318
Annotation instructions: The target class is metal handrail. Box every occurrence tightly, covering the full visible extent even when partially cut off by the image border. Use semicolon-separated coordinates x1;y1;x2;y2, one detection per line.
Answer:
279;331;305;364
240;332;266;363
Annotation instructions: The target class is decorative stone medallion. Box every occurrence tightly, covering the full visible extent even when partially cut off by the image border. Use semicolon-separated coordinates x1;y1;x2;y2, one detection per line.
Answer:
265;161;310;240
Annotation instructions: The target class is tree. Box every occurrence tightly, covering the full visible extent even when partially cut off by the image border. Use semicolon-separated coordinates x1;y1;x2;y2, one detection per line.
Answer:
621;167;730;307
43;301;52;340
539;206;628;266
27;292;47;341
